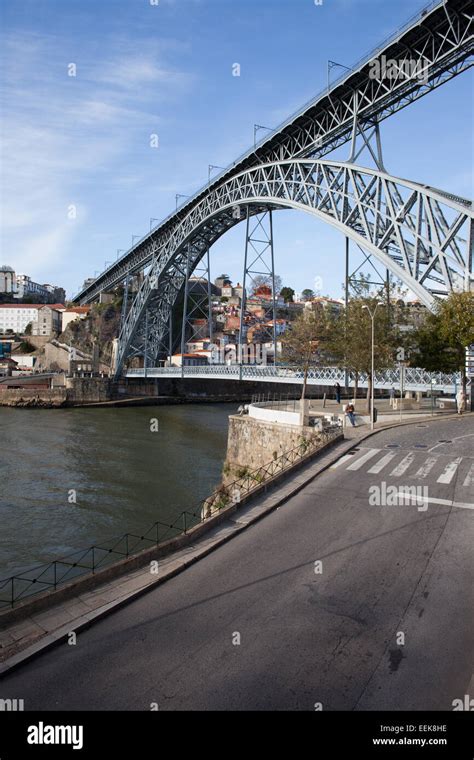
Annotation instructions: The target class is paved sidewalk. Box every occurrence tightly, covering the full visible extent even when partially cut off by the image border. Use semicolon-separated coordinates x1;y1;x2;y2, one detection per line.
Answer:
0;411;467;675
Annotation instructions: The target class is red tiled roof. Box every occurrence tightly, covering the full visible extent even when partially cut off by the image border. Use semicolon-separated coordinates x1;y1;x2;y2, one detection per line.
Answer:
0;303;65;310
64;306;90;314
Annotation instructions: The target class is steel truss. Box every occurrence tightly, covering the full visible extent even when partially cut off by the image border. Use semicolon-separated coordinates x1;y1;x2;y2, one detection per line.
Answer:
180;246;213;355
75;0;473;305
239;210;277;360
113;159;473;376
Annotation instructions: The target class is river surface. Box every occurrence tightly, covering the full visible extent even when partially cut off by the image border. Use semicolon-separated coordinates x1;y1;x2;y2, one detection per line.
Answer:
0;404;235;578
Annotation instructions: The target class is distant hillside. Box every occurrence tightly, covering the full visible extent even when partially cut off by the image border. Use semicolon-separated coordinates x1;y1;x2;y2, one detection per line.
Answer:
59;300;122;368
31;300;122;373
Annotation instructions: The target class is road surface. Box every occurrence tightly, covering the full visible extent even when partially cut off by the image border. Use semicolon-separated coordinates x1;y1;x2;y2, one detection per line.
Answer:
1;416;473;710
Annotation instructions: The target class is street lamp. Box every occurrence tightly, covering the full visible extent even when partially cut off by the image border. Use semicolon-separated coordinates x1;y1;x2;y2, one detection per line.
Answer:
175;194;189;210
208;164;224;183
327;60;353;92
253;124;276;148
362;302;384;430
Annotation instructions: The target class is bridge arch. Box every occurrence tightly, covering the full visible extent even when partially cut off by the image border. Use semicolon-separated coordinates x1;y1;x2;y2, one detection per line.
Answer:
116;160;473;375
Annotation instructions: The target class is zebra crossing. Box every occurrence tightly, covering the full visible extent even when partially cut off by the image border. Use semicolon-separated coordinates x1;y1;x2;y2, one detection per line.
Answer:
332;447;474;487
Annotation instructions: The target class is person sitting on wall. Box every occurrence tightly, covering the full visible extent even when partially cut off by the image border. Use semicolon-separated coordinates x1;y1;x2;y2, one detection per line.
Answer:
345;402;357;427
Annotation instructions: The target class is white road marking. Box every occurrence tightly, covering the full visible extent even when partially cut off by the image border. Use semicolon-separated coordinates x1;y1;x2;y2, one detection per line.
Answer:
346;448;381;471
367;452;397;474
463;463;474;487
398;493;474;511
437;458;462;484
428;433;474;453
414;456;438;479
331;453;357;469
390;453;415;477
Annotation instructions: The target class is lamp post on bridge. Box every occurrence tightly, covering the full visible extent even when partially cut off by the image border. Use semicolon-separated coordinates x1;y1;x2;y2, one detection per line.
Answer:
327;60;353;92
175;194;189;210
208;165;224;184
362;302;384;431
253;124;276;148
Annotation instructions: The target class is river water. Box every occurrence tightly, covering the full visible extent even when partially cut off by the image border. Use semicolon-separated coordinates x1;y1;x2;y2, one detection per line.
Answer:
0;404;235;579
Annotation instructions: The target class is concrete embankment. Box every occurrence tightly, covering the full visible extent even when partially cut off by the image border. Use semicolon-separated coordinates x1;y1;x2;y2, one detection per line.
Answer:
0;388;68;408
0;373;391;409
0;375;353;408
0;378;111;408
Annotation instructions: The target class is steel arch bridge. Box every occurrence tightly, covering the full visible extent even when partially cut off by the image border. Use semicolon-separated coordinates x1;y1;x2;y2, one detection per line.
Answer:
114;160;473;375
72;0;474;377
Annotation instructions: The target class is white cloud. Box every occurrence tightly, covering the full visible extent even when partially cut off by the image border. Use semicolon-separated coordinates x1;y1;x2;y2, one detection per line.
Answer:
95;56;190;90
12;225;73;274
0;29;194;286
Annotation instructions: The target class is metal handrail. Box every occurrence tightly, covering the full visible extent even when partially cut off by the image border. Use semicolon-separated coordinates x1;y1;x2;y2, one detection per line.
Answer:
125;364;460;390
0;430;340;610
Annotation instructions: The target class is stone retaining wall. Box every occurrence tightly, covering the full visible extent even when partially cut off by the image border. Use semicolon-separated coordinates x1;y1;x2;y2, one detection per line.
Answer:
224;414;321;482
0;388;67;407
0;378;111;407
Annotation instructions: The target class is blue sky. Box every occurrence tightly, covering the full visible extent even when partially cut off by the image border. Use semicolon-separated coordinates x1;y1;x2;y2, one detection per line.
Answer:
0;0;472;300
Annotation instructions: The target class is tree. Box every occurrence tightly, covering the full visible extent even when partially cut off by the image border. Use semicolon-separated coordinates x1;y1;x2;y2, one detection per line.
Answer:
24;322;32;335
328;297;400;411
19;340;35;353
412;291;474;403
250;274;282;295
280;286;295;304
341;271;408;304
301;289;314;301
326;272;413;410
281;310;331;399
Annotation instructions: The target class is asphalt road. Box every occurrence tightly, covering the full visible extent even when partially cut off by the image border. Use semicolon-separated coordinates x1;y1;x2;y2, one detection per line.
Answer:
1;416;473;711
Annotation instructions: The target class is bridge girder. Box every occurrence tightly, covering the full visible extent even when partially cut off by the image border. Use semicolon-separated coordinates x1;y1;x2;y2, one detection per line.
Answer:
75;0;473;306
114;160;473;377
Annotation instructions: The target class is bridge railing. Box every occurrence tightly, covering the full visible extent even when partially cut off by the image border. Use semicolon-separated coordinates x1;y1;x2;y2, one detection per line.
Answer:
125;365;459;391
0;429;341;611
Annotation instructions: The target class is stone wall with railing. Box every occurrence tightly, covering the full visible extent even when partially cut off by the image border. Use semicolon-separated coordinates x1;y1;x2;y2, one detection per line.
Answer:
222;409;339;487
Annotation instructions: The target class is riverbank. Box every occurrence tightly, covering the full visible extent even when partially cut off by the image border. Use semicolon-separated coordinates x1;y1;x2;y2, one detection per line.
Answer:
0;374;392;409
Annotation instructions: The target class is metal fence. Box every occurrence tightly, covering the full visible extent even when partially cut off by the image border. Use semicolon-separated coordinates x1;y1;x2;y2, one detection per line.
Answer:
0;429;340;610
126;365;459;392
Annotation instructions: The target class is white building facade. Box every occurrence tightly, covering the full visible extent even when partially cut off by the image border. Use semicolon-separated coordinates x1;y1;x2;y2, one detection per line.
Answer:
0;304;63;335
0;305;43;333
